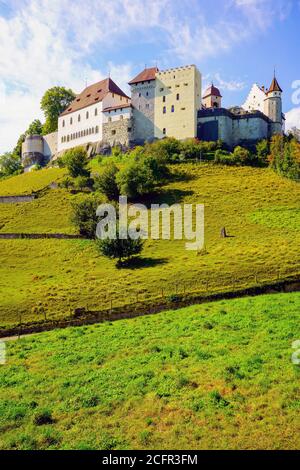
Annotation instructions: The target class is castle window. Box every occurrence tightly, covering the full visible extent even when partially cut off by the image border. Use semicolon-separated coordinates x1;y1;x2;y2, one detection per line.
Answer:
146;104;149;109
181;107;186;111
163;106;166;114
176;94;180;101
70;117;73;125
160;88;164;92
86;111;89;119
112;130;116;135
78;115;81;122
67;135;70;142
146;92;149;97
61;137;64;143
163;128;166;135
139;93;141;97
95;108;98;116
128;127;132;132
171;105;175;113
184;83;188;86
112;93;115;98
62;120;65;127
163;96;166;103
95;126;99;133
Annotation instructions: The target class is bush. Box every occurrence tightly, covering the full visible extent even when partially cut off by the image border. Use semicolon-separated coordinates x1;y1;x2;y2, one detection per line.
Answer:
73;176;94;191
232;146;251;165
0;152;22;178
117;160;155;198
94;163;120;200
268;135;300;181
256;139;269;166
96;224;144;265
59;176;74;190
71;195;103;239
60;147;90;178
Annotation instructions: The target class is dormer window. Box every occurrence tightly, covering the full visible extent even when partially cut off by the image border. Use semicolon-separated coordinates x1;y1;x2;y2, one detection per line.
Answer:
86;94;91;98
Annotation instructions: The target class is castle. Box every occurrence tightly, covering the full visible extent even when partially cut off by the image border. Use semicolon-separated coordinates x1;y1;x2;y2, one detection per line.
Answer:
22;65;284;170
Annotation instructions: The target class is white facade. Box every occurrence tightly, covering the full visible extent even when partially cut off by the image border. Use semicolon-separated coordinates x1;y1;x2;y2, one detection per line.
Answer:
242;84;266;113
103;106;132;123
57;93;130;153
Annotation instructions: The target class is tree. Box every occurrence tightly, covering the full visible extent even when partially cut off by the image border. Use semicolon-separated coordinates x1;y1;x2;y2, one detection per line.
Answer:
117;160;155;198
94;163;120;200
41;86;75;134
27;119;43;136
96;225;143;266
256;140;269;166
71;195;102;239
0;152;22;177
61;147;90;178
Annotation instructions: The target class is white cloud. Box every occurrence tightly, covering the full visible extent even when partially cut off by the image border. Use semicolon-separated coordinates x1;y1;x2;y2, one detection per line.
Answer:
285;107;300;131
214;73;246;92
0;0;293;153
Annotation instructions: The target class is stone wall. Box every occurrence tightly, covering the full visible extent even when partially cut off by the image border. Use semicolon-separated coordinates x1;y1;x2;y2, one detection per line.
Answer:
130;81;156;143
102;118;134;147
0;195;36;204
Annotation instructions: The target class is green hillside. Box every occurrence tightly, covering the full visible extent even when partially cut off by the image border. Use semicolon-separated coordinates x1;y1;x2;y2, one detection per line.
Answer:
0;163;299;330
1;292;299;450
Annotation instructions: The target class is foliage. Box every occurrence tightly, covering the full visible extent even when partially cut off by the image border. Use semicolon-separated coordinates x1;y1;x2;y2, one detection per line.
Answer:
60;147;90;178
73;176;94;192
268;135;300;181
116;159;155;198
71;194;103;239
41;86;75;134
26;119;43;136
256;140;269;166
96;225;144;264
0;293;299;449
94;163;120;200
0;152;22;177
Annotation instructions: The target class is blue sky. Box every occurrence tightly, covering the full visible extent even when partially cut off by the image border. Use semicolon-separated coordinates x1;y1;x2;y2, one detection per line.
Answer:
0;0;300;153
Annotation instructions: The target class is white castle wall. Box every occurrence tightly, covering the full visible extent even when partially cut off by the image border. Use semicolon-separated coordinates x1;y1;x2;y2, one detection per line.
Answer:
243;84;266;113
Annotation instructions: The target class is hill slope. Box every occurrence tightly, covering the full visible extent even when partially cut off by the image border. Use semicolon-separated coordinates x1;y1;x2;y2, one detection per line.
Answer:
1;293;299;450
0;163;299;329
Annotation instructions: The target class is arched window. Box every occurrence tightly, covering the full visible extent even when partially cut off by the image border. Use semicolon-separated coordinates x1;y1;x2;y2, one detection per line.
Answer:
78;115;81;122
95;126;99;133
62;120;65;127
67;135;70;142
95;108;98;116
86;111;89;119
70;117;73;125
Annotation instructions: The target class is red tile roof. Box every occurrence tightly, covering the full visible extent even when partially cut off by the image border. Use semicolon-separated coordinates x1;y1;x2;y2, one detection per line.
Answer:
103;103;132;112
267;76;282;94
203;84;222;99
60;78;130;116
128;67;158;85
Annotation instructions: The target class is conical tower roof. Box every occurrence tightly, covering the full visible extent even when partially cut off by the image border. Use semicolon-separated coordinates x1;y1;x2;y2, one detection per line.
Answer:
267;76;282;94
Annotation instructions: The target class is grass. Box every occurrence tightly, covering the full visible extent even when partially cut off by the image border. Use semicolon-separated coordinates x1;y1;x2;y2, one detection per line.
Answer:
0;292;299;450
0;163;299;329
0;168;66;196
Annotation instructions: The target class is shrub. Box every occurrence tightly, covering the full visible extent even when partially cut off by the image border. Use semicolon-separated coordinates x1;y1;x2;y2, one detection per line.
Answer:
256;139;269;166
232;146;251;165
0;152;22;177
59;176;74;190
60;147;90;178
94;163;120;200
71;195;103;239
268;135;300;181
117;160;154;198
96;224;144;265
73;175;94;191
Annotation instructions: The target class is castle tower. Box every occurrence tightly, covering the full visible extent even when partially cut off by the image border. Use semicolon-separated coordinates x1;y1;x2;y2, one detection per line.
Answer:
202;83;222;109
264;74;283;135
128;67;158;143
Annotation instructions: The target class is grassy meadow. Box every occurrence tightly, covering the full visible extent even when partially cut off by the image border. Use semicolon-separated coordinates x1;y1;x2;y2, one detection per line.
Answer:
0;163;299;330
0;292;299;450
